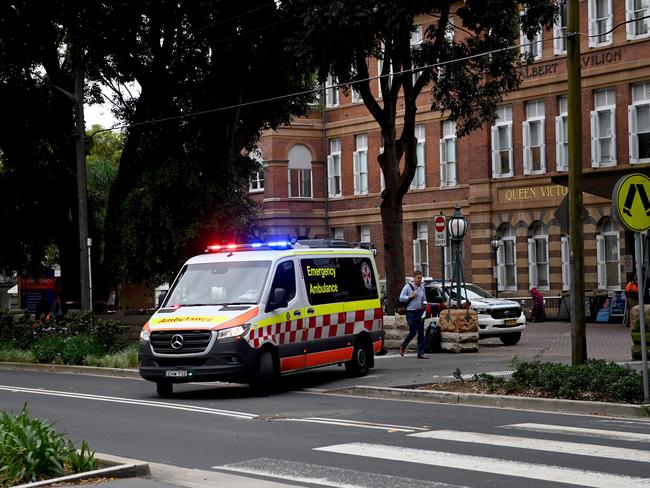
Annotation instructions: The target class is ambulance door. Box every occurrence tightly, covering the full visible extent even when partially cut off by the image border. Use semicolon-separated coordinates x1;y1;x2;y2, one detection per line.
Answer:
266;259;305;371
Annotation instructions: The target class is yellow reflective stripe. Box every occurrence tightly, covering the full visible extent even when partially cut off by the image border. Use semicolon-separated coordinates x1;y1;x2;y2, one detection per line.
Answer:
254;299;380;329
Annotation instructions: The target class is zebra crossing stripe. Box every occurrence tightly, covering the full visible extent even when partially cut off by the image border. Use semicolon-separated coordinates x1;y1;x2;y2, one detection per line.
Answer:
409;430;650;462
503;423;650;443
314;443;650;488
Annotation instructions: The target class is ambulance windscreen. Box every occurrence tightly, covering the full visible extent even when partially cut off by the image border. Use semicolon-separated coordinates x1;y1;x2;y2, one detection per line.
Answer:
164;261;272;307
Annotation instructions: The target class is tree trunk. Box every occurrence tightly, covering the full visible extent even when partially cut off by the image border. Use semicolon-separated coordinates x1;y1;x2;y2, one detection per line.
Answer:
381;191;406;314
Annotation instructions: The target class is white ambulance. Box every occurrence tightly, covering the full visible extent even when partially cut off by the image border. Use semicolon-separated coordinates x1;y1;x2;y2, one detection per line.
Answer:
138;239;385;397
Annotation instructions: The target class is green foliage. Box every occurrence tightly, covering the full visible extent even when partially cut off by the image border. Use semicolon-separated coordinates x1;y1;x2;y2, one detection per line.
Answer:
0;348;36;364
472;372;505;392
32;336;65;364
85;343;138;369
0;405;96;487
91;318;129;353
0;312;34;349
62;336;104;365
452;367;464;383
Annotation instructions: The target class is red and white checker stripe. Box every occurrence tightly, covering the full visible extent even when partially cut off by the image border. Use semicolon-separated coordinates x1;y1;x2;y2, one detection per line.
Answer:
247;307;383;349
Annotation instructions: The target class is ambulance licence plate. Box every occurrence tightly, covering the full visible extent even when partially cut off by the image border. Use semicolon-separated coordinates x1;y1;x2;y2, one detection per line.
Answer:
504;319;517;326
165;370;187;377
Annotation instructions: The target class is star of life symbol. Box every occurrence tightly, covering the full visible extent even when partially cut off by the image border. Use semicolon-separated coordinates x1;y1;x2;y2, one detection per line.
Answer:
361;263;372;290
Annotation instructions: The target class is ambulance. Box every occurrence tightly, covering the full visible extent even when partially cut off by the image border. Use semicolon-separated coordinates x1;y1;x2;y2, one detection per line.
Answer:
138;239;385;397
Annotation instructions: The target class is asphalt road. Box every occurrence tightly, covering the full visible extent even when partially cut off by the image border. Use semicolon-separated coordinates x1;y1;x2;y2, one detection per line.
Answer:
1;368;649;488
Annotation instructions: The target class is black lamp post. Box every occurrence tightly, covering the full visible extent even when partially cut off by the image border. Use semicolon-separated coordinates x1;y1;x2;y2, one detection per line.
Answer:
491;237;501;298
448;205;468;309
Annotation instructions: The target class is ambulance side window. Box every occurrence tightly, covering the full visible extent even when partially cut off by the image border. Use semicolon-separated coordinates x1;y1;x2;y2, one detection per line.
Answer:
266;261;296;312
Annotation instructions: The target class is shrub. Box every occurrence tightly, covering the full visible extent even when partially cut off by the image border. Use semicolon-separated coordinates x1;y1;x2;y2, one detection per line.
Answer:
86;343;139;369
32;336;65;364
91;318;128;353
0;348;36;363
0;404;97;487
0;313;35;349
62;336;104;365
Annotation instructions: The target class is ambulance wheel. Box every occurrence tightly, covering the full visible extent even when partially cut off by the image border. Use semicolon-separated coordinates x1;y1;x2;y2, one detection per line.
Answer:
156;382;173;398
500;332;521;346
251;350;276;395
345;341;370;377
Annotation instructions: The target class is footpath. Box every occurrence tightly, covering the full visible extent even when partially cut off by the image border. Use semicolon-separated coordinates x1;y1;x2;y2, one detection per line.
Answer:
5;319;649;488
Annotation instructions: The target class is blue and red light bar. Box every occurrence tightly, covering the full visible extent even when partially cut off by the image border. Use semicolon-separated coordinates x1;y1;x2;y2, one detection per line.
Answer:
205;241;292;253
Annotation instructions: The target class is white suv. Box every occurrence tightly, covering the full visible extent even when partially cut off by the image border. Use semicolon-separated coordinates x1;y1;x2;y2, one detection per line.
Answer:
424;280;526;345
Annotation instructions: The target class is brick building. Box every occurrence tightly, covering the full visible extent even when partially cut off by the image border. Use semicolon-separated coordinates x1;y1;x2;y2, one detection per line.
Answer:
250;2;650;300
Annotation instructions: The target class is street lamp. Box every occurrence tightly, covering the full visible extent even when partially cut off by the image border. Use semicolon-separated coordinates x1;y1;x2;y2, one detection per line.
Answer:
491;236;501;298
448;205;468;309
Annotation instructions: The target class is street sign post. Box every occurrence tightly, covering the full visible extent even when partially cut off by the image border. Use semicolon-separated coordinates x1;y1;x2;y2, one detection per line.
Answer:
612;172;650;403
434;216;447;247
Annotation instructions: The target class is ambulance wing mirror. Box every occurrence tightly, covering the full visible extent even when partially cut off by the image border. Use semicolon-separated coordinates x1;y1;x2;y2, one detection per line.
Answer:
267;288;288;312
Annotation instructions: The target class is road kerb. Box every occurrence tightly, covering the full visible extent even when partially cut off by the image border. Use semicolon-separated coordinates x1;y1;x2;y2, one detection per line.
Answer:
331;385;650;418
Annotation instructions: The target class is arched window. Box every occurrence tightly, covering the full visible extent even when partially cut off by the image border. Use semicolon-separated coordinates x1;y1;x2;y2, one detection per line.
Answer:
249;149;264;192
597;218;621;289
497;225;517;291
288;144;313;198
528;222;549;290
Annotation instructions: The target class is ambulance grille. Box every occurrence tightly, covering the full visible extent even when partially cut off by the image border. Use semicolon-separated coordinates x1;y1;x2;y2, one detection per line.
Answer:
150;330;212;354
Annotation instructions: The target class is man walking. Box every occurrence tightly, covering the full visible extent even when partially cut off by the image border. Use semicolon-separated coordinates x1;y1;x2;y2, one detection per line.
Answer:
399;270;428;359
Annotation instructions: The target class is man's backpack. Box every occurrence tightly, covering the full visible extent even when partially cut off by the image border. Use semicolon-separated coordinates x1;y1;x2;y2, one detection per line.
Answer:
396;284;415;315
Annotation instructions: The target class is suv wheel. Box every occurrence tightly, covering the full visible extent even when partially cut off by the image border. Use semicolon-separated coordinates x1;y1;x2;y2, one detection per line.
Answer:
500;332;521;346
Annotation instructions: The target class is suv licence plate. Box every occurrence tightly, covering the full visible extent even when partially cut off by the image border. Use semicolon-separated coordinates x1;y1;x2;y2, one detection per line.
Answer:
504;319;517;326
165;370;188;377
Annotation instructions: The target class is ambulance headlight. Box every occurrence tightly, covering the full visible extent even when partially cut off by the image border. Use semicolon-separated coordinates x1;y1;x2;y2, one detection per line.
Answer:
218;325;249;339
140;330;150;342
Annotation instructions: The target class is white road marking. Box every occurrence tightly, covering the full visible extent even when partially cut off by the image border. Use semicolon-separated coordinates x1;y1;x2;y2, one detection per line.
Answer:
0;385;256;419
409;430;650;462
314;442;650;488
503;423;650;443
216;457;468;488
276;417;427;432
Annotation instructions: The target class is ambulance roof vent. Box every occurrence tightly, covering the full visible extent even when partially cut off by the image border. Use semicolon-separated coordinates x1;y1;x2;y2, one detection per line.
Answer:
293;238;354;249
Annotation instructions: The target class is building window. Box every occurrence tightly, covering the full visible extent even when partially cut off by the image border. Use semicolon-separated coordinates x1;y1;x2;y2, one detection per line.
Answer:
554;0;568;55
497;225;517;291
411;25;423;83
627;0;650;39
379;146;385;192
288;144;313;198
325;73;339;108
327;139;342;197
597;218;621;289
561;235;571;291
352;86;362;104
377;43;393;99
332;227;344;240
491;105;513;178
528;222;549;290
523;100;546;175
591;88;617;168
359;225;371;243
353;134;369;195
440;120;457;187
411;125;426;189
588;0;613;47
520;14;542;60
556;95;569;172
629;82;650;163
413;222;429;277
248;149;264;193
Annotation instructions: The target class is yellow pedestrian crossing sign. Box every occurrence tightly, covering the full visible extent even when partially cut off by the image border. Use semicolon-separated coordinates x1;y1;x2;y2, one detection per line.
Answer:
612;173;650;232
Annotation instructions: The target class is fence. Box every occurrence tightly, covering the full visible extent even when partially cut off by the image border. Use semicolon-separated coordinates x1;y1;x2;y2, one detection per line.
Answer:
514;295;567;321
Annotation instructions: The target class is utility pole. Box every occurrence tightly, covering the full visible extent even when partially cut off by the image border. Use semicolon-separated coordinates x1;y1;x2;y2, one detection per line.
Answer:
73;42;91;312
568;0;587;364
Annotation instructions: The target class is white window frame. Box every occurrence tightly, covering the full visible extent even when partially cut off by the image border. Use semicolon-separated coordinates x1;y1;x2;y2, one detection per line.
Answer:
411;25;423;84
497;225;517;291
523;100;546;175
553;0;568;55
332;227;344;240
379;146;385;192
561;235;571;291
327;139;342;198
352;86;363;104
520;14;542;60
325;73;339;108
588;0;613;47
597;219;621;289
556;95;569;172
287;145;313;199
491;105;514;178
353;134;369;195
626;0;650;40
248;149;264;193
440;120;457;187
590;88;617;168
377;43;393;100
412;222;429;277
359;225;371;243
629;82;650;164
528;223;549;291
411;125;426;189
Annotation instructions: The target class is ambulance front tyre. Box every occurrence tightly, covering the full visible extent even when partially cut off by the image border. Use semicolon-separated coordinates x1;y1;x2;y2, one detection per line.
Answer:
345;340;371;377
156;382;173;398
252;349;277;394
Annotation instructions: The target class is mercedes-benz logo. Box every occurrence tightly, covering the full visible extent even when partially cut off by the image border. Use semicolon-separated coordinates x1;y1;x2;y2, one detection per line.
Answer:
170;334;184;350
